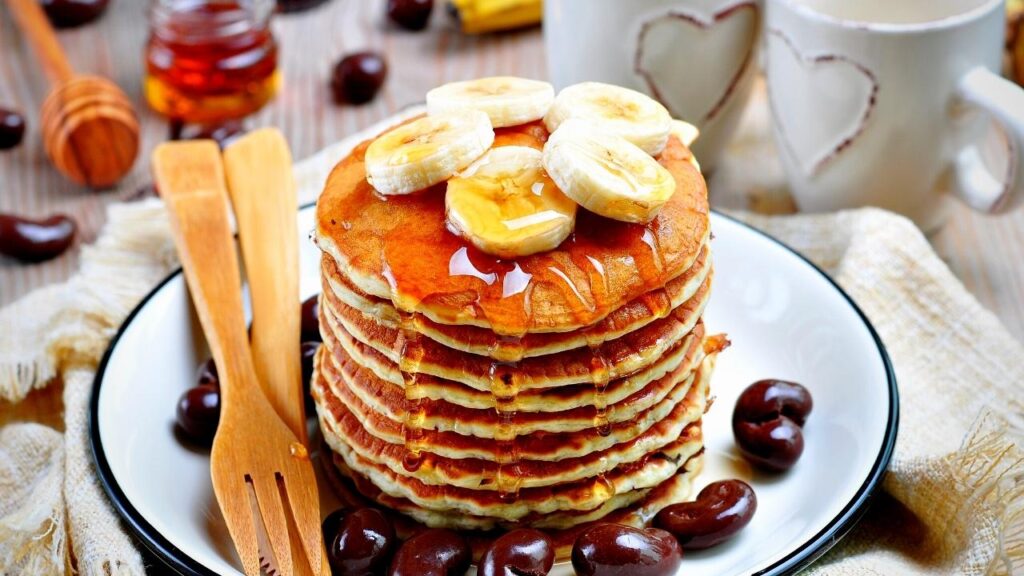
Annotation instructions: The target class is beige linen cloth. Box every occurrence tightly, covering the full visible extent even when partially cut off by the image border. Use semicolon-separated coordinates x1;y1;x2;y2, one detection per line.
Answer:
1;106;1022;576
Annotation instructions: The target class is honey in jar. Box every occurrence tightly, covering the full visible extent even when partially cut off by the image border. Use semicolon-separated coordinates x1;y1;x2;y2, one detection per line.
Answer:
144;0;281;123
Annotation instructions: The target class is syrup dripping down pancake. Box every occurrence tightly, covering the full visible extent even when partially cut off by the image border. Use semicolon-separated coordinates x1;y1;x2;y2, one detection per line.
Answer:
320;308;706;423
320;246;711;361
317;406;706;523
313;352;709;484
320;273;711;391
325;448;703;538
314;344;703;460
314;121;709;335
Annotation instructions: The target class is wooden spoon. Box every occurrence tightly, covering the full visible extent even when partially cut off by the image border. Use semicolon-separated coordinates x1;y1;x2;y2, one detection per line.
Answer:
6;0;139;189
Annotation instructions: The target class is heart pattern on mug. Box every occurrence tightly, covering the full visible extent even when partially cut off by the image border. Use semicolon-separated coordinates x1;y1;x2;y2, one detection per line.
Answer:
634;2;759;125
766;30;879;176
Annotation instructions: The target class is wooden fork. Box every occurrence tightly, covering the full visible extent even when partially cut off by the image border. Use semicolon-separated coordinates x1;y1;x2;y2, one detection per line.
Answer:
153;141;325;576
223;129;330;575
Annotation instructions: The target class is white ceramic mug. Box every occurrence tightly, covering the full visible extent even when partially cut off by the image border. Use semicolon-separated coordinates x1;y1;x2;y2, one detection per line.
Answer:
544;0;763;172
766;0;1024;230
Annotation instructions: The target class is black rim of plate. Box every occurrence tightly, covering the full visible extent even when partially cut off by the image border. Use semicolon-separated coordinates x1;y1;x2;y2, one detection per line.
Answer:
89;209;899;576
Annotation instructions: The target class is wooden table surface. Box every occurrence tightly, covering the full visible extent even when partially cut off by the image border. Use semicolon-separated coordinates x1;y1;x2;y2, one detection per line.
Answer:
1;0;1023;342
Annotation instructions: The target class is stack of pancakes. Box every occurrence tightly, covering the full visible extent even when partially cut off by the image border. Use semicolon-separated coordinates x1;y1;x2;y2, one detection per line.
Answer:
311;119;718;535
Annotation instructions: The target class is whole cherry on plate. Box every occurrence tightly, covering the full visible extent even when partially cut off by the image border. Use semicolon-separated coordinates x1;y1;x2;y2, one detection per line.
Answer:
325;507;396;575
571;523;682;576
389;528;471;576
732;379;813;471
331;52;387;105
301;294;322;342
654;479;757;550
195;358;218;388
175;385;220;445
478;528;555;576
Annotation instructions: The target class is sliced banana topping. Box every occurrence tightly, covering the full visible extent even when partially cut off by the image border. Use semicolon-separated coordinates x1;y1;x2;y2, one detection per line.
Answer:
670;119;700;148
544;82;672;156
670;119;701;171
365;110;495;195
427;76;555;128
542;120;676;224
446;146;577;258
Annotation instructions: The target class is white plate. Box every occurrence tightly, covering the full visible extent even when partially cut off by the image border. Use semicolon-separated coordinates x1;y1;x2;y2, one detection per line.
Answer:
90;207;897;576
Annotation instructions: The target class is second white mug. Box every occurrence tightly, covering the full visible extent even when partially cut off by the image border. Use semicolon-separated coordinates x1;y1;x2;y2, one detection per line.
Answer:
765;0;1024;230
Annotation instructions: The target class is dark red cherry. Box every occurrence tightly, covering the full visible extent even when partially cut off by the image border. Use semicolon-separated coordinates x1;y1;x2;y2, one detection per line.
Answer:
40;0;110;28
331;52;387;105
327;508;396;575
301;294;322;342
0;109;26;150
387;0;433;30
176;385;220;445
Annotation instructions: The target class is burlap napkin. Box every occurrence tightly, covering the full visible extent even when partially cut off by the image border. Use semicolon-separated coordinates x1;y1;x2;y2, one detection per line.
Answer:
0;108;1021;575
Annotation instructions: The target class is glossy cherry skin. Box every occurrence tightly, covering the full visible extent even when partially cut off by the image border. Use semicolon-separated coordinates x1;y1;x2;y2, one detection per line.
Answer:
478;528;555;576
41;0;109;28
571;524;682;576
387;0;433;30
196;358;219;388
301;294;322;342
733;379;812;471
0;213;76;263
322;508;350;547
331;52;387;105
654;480;757;550
176;385;220;445
327;508;396;576
0;109;26;150
388;529;471;576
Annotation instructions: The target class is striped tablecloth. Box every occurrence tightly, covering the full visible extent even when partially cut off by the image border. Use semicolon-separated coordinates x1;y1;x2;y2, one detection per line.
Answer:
1;0;1022;340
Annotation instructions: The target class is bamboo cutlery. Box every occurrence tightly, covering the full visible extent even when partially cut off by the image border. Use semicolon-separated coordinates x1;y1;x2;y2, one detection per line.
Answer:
153;129;326;575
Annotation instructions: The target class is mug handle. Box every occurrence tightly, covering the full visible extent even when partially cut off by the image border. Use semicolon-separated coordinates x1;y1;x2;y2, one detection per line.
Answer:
952;67;1024;214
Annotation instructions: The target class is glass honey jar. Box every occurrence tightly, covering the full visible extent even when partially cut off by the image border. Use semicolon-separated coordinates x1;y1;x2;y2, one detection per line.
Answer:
144;0;281;123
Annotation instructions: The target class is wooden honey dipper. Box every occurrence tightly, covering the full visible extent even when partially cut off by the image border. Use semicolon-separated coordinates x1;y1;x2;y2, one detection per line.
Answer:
6;0;139;189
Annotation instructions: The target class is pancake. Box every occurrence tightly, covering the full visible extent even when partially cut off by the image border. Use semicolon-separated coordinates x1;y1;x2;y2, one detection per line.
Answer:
321;246;712;361
313;346;701;460
311;104;719;533
327;449;704;534
313;356;710;488
321;415;704;522
320;310;707;424
316;378;706;491
320;272;711;391
314;120;709;335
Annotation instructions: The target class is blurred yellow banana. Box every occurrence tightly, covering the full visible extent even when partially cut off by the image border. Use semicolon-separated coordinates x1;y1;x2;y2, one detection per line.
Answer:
448;0;542;34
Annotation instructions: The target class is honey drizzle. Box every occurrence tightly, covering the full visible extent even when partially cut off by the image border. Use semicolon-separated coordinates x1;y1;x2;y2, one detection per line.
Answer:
593;456;617;503
397;323;428;472
588;344;612;437
489;362;523;501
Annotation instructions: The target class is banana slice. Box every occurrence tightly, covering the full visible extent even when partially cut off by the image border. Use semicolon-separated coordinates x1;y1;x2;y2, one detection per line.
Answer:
670;119;701;171
446;146;577;257
670;119;700;148
542;120;676;224
427;76;555;128
544;82;672;156
365;110;495;195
